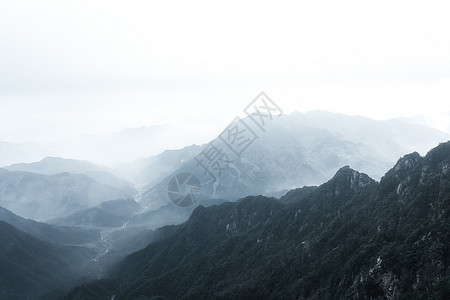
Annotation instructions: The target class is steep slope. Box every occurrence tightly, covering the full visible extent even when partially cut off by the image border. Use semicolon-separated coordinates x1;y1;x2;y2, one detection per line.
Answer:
0;169;130;220
0;206;99;244
65;141;450;299
0;221;95;300
125;198;231;230
126;204;194;229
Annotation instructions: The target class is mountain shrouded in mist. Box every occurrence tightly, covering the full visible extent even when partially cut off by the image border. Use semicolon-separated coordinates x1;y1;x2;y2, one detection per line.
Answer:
0;169;132;220
137;111;449;211
4;156;137;197
62;141;450;300
2;1;449;298
0;111;448;300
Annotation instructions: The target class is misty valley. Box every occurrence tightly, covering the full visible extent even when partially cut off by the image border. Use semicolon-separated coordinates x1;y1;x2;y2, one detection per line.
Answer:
2;0;450;298
0;112;449;299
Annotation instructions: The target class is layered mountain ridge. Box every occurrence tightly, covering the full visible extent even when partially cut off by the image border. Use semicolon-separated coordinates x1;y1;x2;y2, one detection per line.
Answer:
63;141;450;299
138;111;449;211
0;169;132;220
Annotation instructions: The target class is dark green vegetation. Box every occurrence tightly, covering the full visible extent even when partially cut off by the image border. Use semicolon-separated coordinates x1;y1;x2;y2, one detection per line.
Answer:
0;221;96;300
63;141;450;299
0;205;181;300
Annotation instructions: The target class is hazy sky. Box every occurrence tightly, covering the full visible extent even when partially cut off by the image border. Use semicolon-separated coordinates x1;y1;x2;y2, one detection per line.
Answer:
1;0;450;143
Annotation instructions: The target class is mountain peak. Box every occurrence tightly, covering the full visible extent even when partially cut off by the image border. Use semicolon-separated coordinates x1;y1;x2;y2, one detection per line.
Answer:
329;165;376;192
393;152;422;173
424;140;450;165
335;165;353;174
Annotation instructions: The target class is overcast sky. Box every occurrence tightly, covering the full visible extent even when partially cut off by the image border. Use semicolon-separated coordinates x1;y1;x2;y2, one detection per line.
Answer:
1;0;450;143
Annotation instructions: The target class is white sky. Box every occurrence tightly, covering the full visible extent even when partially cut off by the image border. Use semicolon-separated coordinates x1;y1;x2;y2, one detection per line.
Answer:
1;0;450;143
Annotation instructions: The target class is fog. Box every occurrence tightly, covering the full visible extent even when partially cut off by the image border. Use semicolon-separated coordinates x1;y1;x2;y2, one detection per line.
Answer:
1;1;450;168
1;2;450;299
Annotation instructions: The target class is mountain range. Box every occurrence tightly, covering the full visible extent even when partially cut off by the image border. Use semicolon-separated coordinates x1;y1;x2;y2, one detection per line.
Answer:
4;156;137;196
0;125;201;167
138;111;449;211
0;205;99;245
2;111;447;229
0;169;132;220
62;141;450;299
0;111;449;299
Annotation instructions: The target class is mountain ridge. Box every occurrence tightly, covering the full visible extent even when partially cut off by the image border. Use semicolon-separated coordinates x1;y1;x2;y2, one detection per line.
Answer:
64;141;450;299
0;221;96;300
138;112;449;211
0;169;131;220
0;205;99;245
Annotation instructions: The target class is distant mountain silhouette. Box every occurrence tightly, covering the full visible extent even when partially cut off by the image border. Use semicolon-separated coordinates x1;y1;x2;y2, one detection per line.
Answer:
138;111;449;210
5;156;137;197
0;169;131;220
